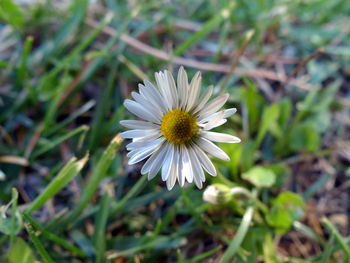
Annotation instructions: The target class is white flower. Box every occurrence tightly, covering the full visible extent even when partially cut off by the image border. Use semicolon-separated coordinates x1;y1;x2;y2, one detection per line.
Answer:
203;184;232;204
120;67;241;190
203;185;221;204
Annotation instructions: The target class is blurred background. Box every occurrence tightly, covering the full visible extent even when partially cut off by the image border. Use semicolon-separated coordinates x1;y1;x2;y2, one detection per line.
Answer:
0;0;350;262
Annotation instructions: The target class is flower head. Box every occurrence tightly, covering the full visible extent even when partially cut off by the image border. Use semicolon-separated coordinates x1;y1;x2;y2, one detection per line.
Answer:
120;67;240;190
203;184;233;204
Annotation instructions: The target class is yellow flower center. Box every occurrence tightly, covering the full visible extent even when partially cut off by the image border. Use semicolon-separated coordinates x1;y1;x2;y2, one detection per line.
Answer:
160;109;198;145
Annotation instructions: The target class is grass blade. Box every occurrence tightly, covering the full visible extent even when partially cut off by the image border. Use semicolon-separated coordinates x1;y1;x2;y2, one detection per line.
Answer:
31;125;89;160
110;174;148;214
173;2;235;56
321;217;350;260
10;188;19;246
38;12;113;92
64;134;122;226
45;100;95;137
25;223;55;263
88;65;117;150
23;213;85;258
94;193;110;263
219;206;254;263
17;36;33;91
26;154;88;214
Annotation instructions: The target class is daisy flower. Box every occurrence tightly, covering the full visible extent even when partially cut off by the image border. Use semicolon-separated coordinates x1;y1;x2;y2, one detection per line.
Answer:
120;67;241;190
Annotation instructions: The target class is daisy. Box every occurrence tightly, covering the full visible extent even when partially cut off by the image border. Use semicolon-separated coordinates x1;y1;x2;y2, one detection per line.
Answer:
120;67;241;190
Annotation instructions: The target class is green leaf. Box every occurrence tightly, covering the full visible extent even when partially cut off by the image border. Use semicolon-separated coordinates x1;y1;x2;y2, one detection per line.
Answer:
267;192;305;234
218;139;242;177
273;192;305;221
242;166;276;188
305;110;331;133
242;227;269;258
240;140;256;172
274;192;305;207
256;103;280;148
0;189;22;236
240;80;265;135
0;211;22;235
266;207;292;234
277;98;292;130
0;0;24;28
288;123;320;152
8;237;36;263
296;81;340;121
0;60;9;68
266;164;291;188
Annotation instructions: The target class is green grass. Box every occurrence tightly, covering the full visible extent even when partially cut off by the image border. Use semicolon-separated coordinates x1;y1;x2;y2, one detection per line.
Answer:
0;0;350;262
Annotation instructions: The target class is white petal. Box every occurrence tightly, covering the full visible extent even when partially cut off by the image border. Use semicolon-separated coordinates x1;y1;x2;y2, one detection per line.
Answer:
120;120;159;129
203;119;227;130
192;143;217;176
196;137;230;161
199;108;237;124
166;170;177;190
161;144;175;181
202;110;225;130
124;99;160;124
134;130;162;142
189;146;205;182
147;143;170;179
127;140;162;158
180;146;193;183
223;108;237;118
192;85;213;114
131;92;163;120
128;140;163;165
185;71;201;112
165;70;178;108
127;137;165;151
120;129;159;139
141;143;166;175
201;131;241;143
176;147;185;187
193;172;203;189
140;82;167;114
197;94;229;119
155;72;172;110
177;66;188;110
167;147;179;190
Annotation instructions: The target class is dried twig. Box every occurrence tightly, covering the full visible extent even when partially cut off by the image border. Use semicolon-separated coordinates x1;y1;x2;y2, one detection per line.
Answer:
24;124;43;159
273;47;324;100
220;29;255;91
287;47;324;84
58;59;94;107
86;19;298;85
0;155;29;166
0;125;14;145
